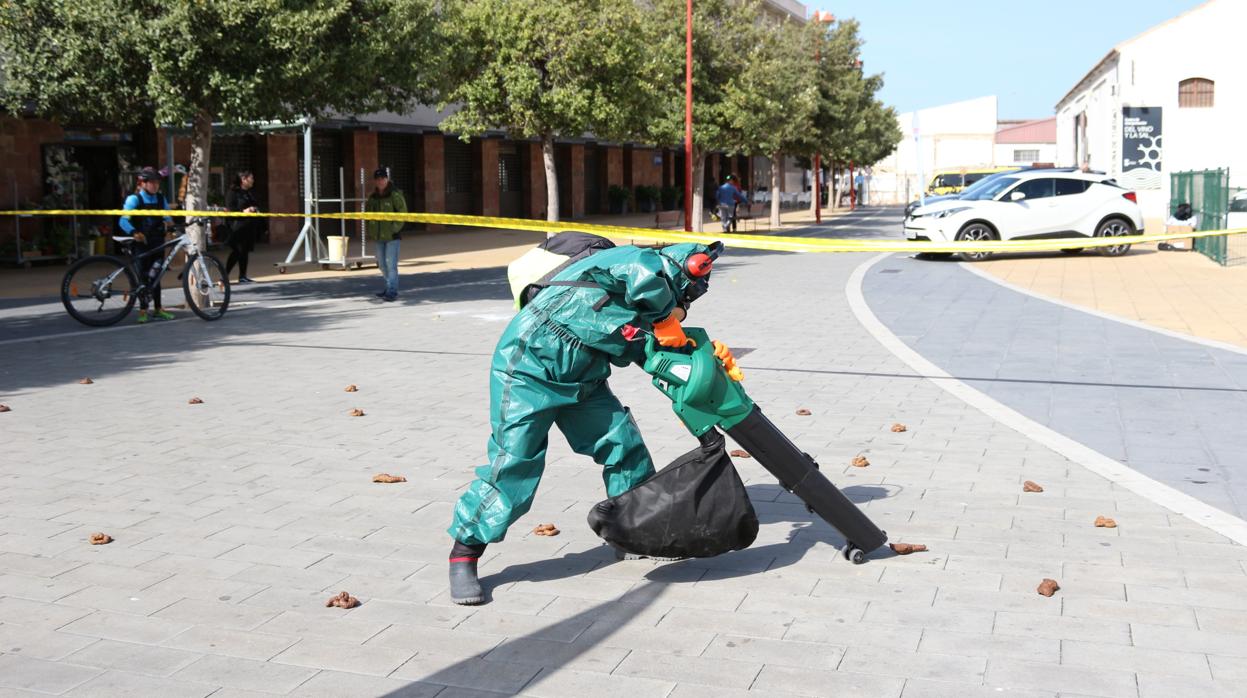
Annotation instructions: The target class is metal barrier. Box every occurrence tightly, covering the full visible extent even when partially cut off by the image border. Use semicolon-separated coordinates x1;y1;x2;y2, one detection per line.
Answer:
1170;168;1242;266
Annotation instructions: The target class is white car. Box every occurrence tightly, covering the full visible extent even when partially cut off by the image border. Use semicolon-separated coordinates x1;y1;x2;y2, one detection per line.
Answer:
904;170;1145;261
1228;190;1247;230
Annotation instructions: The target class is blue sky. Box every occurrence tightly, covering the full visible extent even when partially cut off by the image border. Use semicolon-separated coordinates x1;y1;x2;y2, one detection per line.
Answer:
810;0;1208;120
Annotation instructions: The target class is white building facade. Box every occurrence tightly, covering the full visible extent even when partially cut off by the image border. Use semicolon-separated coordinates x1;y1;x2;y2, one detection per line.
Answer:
872;96;998;204
1055;0;1246;229
994;118;1057;167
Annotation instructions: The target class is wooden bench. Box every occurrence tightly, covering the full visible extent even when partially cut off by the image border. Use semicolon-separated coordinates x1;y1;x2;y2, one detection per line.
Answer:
655;209;683;229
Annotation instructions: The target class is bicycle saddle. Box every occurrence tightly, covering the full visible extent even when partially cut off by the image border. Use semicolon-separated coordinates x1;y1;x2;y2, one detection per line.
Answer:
112;235;136;242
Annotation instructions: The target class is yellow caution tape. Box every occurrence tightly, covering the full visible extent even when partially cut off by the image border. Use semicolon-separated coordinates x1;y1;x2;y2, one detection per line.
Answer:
2;208;1242;254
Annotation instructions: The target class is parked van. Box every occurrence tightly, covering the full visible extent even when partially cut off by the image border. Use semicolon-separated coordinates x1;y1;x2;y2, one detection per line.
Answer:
927;167;1020;196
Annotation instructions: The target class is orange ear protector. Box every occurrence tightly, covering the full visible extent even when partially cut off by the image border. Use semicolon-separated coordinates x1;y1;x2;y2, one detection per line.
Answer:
686;253;714;277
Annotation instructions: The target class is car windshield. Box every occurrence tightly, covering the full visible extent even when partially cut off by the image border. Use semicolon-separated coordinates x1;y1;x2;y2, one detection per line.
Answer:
962;176;1019;200
957;174;1008;198
934;174;961;188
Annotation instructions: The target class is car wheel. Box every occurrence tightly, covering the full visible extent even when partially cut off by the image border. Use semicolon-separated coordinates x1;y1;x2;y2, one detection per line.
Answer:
956;223;997;262
1096;218;1135;257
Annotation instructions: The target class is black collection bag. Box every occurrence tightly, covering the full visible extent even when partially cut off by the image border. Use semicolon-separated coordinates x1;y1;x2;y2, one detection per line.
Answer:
587;433;759;558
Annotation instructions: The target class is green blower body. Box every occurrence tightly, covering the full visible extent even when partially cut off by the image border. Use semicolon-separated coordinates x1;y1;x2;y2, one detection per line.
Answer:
643;327;888;563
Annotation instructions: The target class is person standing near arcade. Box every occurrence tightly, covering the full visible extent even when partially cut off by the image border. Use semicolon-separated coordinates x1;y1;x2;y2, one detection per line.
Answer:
365;167;407;302
119;167;174;323
224;170;261;283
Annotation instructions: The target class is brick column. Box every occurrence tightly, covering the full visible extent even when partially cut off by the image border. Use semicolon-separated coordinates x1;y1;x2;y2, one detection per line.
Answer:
422;133;445;230
480;138;499;218
346;131;378;200
527;142;546;219
265;134;300;244
569;143;585;219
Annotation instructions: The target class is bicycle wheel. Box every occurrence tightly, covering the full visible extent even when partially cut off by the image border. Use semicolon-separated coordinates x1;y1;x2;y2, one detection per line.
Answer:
183;254;230;321
61;255;138;327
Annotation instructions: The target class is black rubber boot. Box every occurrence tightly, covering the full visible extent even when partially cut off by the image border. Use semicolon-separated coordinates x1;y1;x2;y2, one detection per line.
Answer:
448;542;487;605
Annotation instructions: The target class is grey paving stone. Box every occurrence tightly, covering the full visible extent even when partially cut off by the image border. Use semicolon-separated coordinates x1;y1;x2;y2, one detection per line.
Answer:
984;658;1137;697
173;654;318;694
0;654;101;694
162;626;299;661
520;668;673;698
1132;623;1247;658
151;598;281;632
614;650;763;689
59;611;193;645
0;623;98;661
1137;673;1244;698
918;629;1060;663
290;671;439;697
899;678;1056;698
1061;639;1210;679
61;670;217;698
751;665;905;698
390;653;540;693
65;639;203;677
272;637;414;676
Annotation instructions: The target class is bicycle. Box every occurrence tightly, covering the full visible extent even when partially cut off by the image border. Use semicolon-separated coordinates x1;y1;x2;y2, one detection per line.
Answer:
61;218;231;326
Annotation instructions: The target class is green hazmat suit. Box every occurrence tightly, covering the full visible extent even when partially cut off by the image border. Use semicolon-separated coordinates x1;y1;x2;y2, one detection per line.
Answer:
448;242;715;546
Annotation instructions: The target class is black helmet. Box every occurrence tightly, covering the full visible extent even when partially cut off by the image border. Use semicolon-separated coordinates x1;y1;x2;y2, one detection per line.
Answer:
136;167;160;182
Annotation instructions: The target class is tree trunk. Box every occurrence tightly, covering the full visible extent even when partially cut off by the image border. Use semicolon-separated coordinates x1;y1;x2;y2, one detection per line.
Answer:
769;152;782;229
691;148;705;233
830;160;838;211
809;156;820;216
542;136;559;226
185;110;213;251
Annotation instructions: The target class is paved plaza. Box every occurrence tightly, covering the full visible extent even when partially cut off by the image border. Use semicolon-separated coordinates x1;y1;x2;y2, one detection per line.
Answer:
1;208;1246;697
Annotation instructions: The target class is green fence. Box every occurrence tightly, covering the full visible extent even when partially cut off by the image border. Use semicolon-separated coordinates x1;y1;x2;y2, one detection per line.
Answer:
1170;168;1245;266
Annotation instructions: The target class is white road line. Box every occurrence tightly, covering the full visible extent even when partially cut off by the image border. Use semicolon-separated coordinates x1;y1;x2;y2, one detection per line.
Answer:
847;252;1247;545
958;260;1247;358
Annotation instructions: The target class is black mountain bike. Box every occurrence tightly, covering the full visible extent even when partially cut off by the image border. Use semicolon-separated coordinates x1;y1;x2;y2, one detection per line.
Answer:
61;219;231;326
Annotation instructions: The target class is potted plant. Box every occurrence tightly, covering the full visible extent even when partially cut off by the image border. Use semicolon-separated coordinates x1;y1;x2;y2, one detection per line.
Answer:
608;185;631;215
635;185;659;213
660;186;678;211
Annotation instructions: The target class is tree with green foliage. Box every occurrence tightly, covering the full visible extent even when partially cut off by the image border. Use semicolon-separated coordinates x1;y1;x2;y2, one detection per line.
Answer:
0;0;440;246
806;19;900;207
642;0;762;232
722;16;819;227
438;0;656;223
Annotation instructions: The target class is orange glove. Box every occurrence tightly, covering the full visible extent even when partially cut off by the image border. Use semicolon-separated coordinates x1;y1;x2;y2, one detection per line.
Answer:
133;232;147;243
653;314;692;348
712;340;744;382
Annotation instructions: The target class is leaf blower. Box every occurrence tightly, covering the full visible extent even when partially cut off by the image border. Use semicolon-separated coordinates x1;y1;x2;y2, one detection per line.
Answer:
639;326;888;563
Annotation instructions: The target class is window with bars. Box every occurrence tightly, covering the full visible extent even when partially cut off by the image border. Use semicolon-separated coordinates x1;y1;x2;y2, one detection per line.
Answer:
1178;78;1214;108
444;137;474;194
1013;149;1040;163
497;144;522;193
377;132;418;199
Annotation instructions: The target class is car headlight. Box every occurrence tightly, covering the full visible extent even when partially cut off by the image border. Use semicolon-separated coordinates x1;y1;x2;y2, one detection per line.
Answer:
930;207;970;219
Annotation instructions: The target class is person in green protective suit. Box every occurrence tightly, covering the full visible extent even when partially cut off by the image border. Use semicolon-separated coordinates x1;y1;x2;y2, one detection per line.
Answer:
447;240;723;605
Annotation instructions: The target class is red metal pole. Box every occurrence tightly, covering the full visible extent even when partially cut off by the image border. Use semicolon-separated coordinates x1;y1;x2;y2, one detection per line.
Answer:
683;0;694;232
849;160;856;211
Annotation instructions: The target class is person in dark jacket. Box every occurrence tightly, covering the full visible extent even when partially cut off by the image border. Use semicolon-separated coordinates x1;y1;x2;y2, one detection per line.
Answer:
224;170;260;283
365;167;408;301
